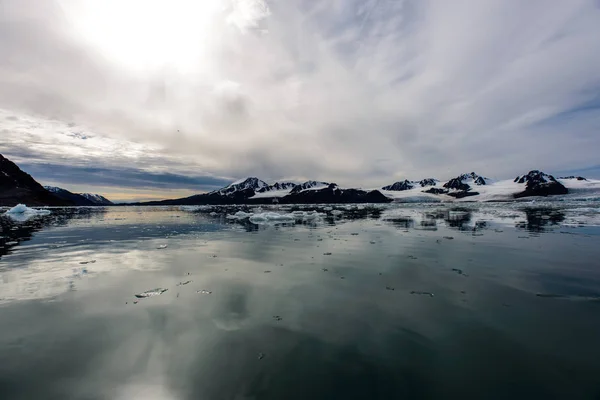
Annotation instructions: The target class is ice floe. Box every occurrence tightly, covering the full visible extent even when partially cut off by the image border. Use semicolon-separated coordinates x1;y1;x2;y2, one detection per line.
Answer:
3;204;51;221
225;210;325;224
134;288;168;298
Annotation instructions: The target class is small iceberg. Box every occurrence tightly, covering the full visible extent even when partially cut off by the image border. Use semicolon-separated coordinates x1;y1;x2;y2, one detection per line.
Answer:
226;210;325;225
134;288;168;298
249;212;295;224
3;204;51;221
226;211;254;220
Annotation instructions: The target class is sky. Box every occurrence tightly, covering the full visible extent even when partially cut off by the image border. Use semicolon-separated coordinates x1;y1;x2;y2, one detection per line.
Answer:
1;0;599;202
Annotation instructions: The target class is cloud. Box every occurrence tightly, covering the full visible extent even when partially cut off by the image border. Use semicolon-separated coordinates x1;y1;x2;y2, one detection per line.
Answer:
1;0;600;198
18;163;230;191
227;0;271;32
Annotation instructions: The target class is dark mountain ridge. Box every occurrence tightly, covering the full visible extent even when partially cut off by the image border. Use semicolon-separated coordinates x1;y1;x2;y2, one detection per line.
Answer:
44;187;113;206
0;154;70;206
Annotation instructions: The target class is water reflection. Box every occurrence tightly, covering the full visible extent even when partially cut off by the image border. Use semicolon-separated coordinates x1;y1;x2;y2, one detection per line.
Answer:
0;208;107;259
0;203;600;398
382;216;415;229
516;207;566;233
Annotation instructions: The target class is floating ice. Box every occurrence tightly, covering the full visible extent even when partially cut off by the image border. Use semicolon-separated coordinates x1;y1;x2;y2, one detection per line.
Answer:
197;289;212;294
410;291;434;297
301;211;323;221
156;244;168;249
536;293;600;301
249;212;295;224
3;204;51;221
226;209;325;225
226;211;254;220
134;288;168;298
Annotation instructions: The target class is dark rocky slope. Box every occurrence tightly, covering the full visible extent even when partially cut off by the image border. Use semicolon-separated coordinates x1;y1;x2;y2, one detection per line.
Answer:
513;170;568;198
0;154;71;206
276;184;392;204
382;180;414;191
44;187;96;206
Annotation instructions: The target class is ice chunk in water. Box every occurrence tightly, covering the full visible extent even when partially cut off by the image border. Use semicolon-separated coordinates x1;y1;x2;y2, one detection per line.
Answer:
249;212;295;224
6;204;28;214
197;289;212;294
156;244;168;249
134;288;168;298
226;211;254;220
4;204;51;220
410;291;434;297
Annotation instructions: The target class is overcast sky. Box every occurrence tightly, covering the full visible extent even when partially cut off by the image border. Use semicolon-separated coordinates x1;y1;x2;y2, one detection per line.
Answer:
1;0;599;202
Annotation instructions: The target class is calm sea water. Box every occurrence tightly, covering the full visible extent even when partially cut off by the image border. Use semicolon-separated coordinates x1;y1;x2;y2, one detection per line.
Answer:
1;203;600;399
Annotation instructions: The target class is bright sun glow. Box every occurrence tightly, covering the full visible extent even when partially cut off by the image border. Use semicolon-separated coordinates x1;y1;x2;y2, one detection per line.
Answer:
61;0;223;72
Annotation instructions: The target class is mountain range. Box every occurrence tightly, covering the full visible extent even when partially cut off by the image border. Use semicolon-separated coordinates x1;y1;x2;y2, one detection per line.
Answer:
44;186;114;206
132;179;390;205
132;171;598;205
1;153;599;207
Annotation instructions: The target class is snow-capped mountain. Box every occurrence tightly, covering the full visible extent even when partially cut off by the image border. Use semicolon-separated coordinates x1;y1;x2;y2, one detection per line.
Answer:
289;181;330;194
381;178;441;191
513;170;567;198
211;178;331;199
382;180;415;191
419;178;438;187
514;170;557;185
211;177;268;197
79;193;114;205
381;173;488;198
444;172;490;190
44;186;60;194
44;186;95;206
379;170;586;202
135;178;387;205
256;181;297;193
44;186;113;205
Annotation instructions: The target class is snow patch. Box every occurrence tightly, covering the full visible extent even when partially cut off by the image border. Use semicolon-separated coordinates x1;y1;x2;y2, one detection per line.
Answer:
250;189;292;199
